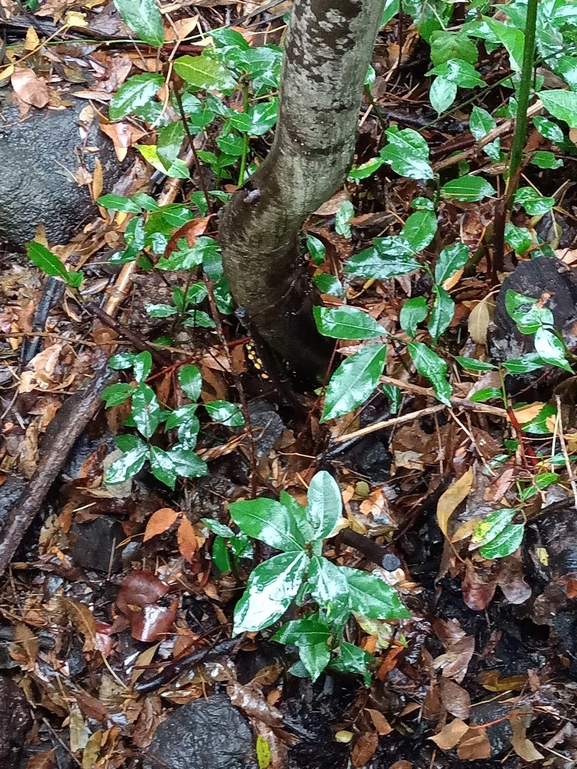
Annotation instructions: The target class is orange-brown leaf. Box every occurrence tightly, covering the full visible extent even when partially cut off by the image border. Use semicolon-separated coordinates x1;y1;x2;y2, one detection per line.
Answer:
437;468;473;538
144;508;179;542
178;517;198;562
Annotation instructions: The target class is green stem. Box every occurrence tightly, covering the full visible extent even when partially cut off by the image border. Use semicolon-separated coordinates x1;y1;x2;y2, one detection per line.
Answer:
237;82;250;187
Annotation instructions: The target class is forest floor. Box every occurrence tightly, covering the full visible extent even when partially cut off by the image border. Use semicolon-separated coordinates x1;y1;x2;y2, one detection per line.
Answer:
2;0;577;768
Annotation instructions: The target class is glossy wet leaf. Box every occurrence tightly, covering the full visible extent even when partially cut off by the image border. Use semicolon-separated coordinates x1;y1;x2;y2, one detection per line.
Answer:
149;446;178;489
313;306;386;340
345;237;421;280
256;735;272;769
179;365;202;401
146;303;177;317
434;242;469;285
306;470;343;540
205;400;245;426
502;354;544;374
471;508;516;547
113;0;164;46
313;273;344;297
279;491;315;543
514;187;555;216
229;498;307;551
428;286;454;343
429;58;484;87
307;235;326;265
166;445;208;478
335;200;355;238
534;327;572;372
540;89;577;128
455;357;496;372
212;535;232;573
479;524;524;560
348;157;385;180
157;236;219;271
229;99;278;135
109;73;163;120
470;387;502;402
26;242;83;287
530;151;563;169
102;383;134;408
329;641;374;685
441;176;495;202
131;383;160;438
157;122;185;170
174;54;235;92
504;223;533;255
408;341;452;405
105;439;149;484
400;296;428;338
340;567;410;619
430;30;478;66
108;353;136;370
132;351;152;383
469;106;496;139
533;116;564;142
183;310;216;329
233;551;310;633
274;616;331;681
298;640;332;682
430;77;457;113
380;126;434;180
401;210;437;252
308;556;350;623
486;18;524;71
97;194;141;213
321;343;387;422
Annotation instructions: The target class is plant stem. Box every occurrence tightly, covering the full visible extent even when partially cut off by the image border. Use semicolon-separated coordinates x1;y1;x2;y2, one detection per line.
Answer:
493;0;539;272
173;84;212;214
237;82;250;187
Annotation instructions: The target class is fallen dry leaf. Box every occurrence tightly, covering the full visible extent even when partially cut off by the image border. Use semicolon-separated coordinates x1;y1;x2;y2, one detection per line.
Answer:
439;678;471;720
143;508;179;541
510;711;544;762
468;295;495;345
11;67;50;108
456;728;491;760
177;516;198;562
462;559;497;611
351;731;379;767
437;468;473;538
430;718;469;750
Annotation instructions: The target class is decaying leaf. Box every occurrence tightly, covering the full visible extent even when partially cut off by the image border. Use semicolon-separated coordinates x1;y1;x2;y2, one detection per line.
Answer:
510;711;544;762
351;731;379;767
438;678;471;720
456;728;491;760
143;508;179;541
437;468;473;538
177;516;198;562
11;67;50;108
430;718;469;749
468;295;495;345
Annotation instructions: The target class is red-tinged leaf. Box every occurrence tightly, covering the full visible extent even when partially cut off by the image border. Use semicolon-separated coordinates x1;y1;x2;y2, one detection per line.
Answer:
130;605;176;642
177;516;198;562
351;731;379;767
144;508;179;541
462;559;497;611
164;216;212;261
25;751;56;769
116;571;169;615
495;556;531;604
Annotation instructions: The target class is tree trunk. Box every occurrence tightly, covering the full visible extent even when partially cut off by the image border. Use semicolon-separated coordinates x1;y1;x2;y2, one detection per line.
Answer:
220;0;385;380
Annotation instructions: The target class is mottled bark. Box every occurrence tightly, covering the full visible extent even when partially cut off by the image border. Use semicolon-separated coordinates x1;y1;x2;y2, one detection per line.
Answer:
220;0;385;379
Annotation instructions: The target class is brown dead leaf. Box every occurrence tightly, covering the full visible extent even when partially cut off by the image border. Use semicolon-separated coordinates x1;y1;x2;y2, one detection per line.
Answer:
439;678;471;720
117;571;168;613
227;681;283;727
496;556;531;604
433;619;475;683
99;121;145;162
510;711;544;762
437;468;473;538
177;516;198;562
366;708;392;736
389;763;413;769
512;402;546;424
351;731;379;767
468;295;495;345
477;670;526;693
314;188;349;216
164;216;211;261
456;728;491;760
430;718;469;750
462;559;497;611
143;508;179;541
11;67;50;108
130;605;176;643
25;750;56;769
165;14;199;41
484;466;515;503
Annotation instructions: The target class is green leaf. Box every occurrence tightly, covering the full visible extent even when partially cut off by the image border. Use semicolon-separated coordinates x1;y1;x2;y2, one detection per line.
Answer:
540;90;577;129
228;99;278;135
408;341;452;405
146;303;177;317
530;151;563;170
428;285;454;343
273;616;331;681
256;735;272;769
340;567;410;619
335;200;355;238
280;491;315;543
108;353;135;370
149;445;177;489
109;73;163;120
205;400;245;426
105;438;149;484
157;236;219;271
400;296;428;338
101;383;134;407
534;327;572;372
166;404;199;448
313;274;344;297
434;242;469;285
455;356;496;372
229;498;307;552
307;235;326;265
174;54;236;92
479;523;524;559
306;471;342;540
504;223;533;255
138;145;190;179
157;122;185;170
321;343;387;422
97;194;141;213
132;351;152;383
329;641;374;685
441;176;495;202
430;77;457;113
469;106;496;140
183;310;216;329
179;365;202;401
26;242;83;287
380;126;434;180
533;116;564;143
486;18;525;71
308;556;350;624
514;187;555;216
345;237;421;280
502;354;544;374
313;306;386;340
348;157;385;180
429;58;484;88
430;30;478;66
167;445;208;478
212;535;232;573
233;551;310;633
401;210;437;252
469;387;502;402
113;0;164;46
131;383;160;439
471;508;516;547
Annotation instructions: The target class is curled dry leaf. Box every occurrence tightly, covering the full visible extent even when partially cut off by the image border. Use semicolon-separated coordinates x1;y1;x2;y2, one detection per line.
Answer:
366;708;392;736
437;468;473;539
11;67;50;108
351;731;379;768
143;508;179;541
130;605;176;643
226;681;283;727
177;516;198;562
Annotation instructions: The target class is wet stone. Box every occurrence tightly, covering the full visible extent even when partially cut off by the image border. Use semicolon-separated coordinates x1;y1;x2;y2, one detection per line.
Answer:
0;676;32;768
144;694;257;769
247;400;286;457
70;516;126;572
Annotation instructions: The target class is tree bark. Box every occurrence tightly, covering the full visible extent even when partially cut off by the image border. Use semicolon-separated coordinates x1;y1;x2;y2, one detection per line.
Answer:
220;0;385;380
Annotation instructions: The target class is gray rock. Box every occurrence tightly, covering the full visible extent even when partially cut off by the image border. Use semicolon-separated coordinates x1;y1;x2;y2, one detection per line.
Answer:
0;98;124;247
0;676;32;767
144;694;257;769
247;400;285;457
70;516;126;573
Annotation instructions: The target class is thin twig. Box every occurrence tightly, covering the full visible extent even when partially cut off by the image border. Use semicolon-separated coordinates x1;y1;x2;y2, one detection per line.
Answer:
173;85;212;214
555;395;577;510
